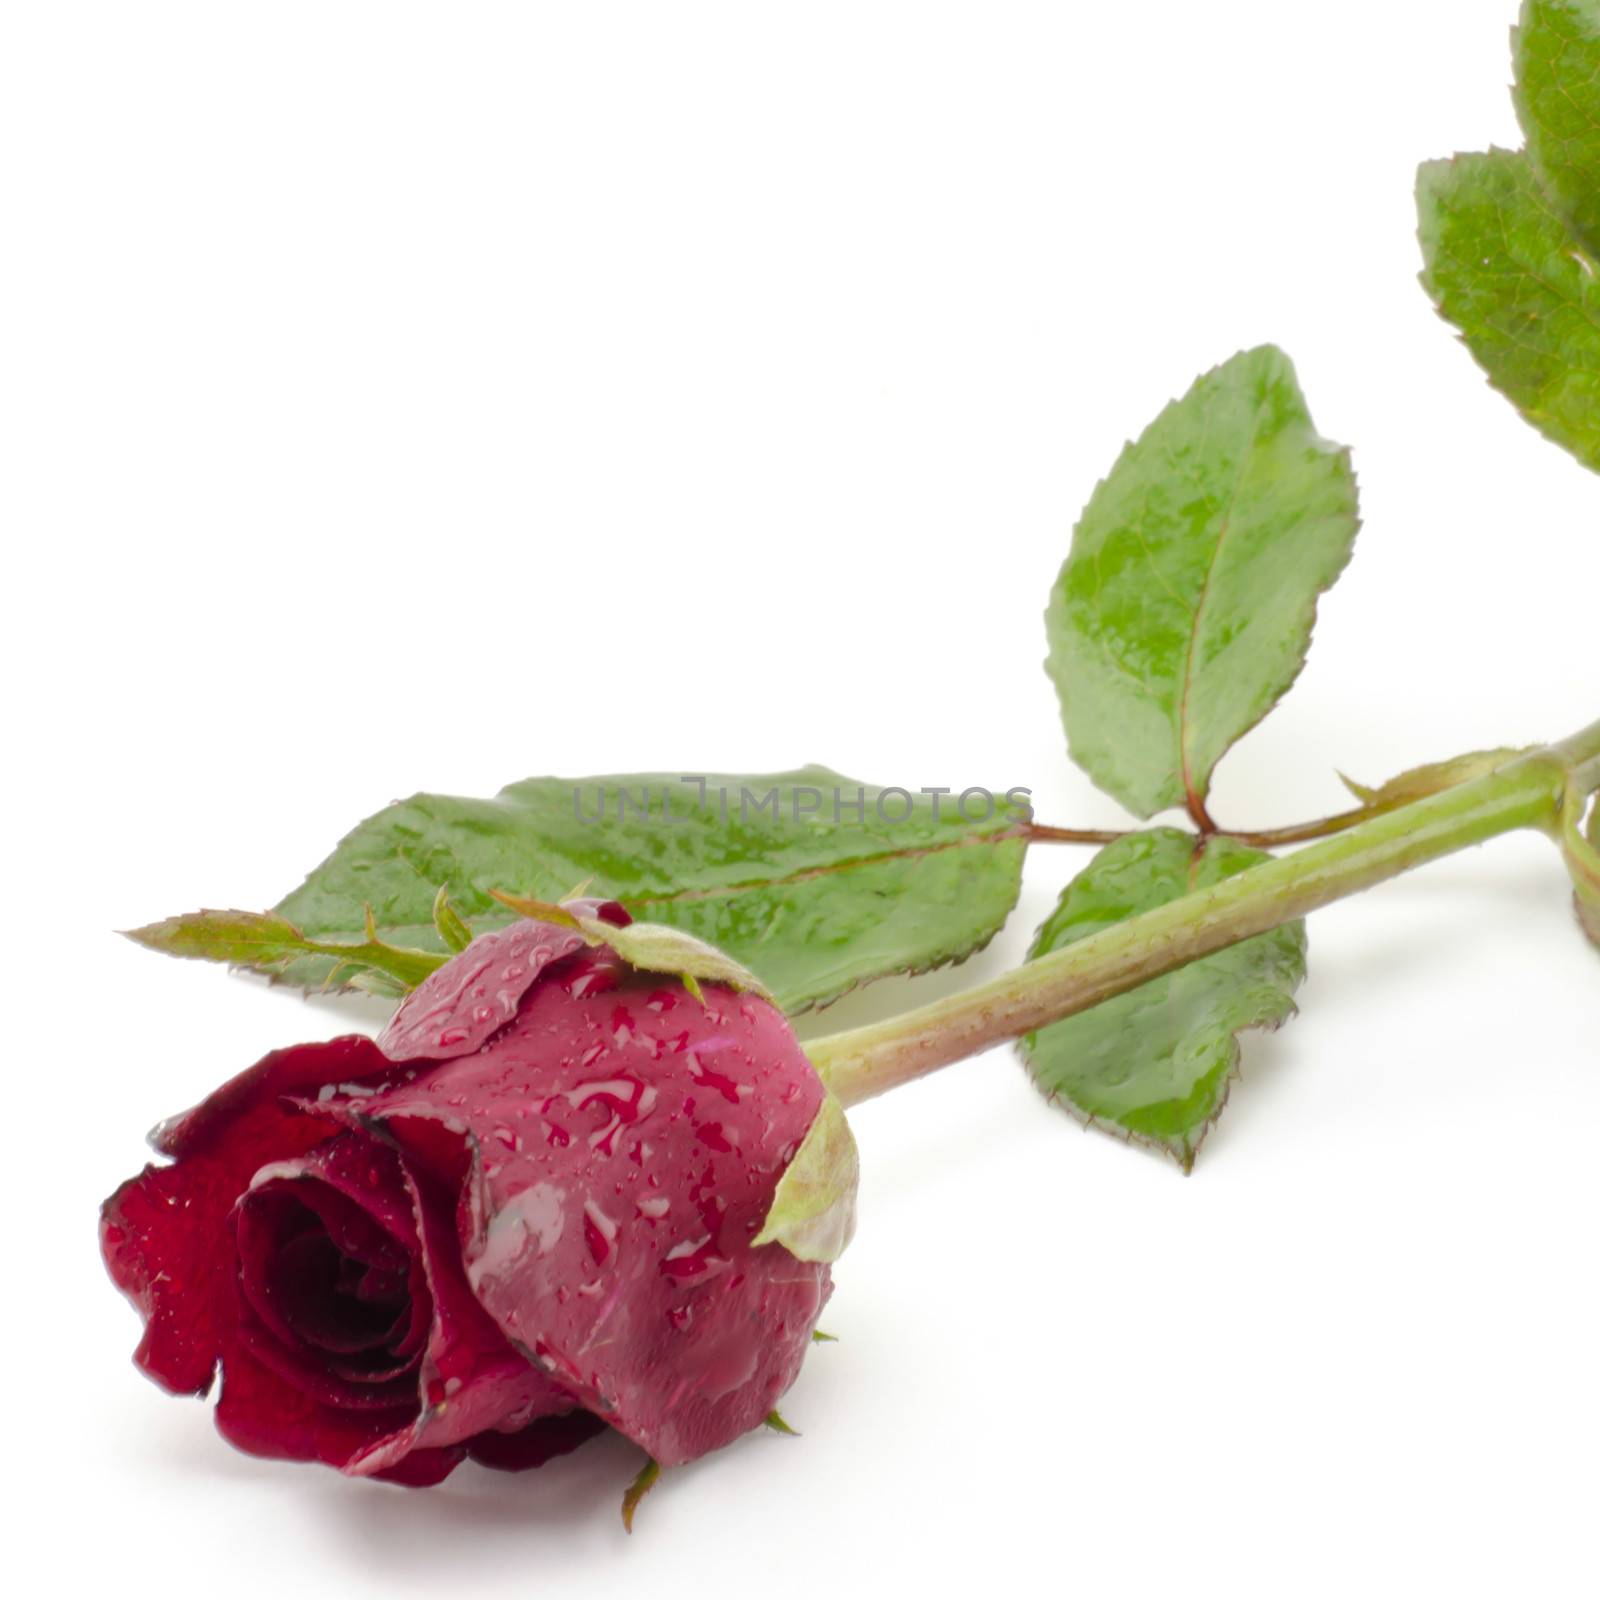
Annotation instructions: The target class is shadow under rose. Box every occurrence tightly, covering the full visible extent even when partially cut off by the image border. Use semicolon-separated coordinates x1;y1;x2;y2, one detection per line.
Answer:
122;1368;802;1574
310;1433;649;1557
187;1425;674;1570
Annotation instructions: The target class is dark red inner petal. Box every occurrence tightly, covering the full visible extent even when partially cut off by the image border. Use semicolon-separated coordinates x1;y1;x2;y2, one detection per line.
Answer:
468;1410;607;1472
233;1167;431;1410
270;1224;408;1355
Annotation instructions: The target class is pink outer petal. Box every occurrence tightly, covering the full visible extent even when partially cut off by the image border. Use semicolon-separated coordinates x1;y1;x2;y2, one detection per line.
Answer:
322;964;831;1467
378;920;587;1063
100;1036;395;1396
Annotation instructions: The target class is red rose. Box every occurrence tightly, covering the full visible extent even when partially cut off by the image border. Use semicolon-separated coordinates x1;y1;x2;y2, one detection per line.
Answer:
101;911;838;1485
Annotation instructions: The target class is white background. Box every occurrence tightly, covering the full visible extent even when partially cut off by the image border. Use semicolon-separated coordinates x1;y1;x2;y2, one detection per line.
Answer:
5;2;1599;1596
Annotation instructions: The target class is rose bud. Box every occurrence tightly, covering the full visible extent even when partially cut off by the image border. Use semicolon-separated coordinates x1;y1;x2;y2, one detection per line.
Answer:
101;903;858;1497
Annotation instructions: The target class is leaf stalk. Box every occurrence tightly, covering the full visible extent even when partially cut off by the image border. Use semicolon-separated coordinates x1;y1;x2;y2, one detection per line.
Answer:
1028;806;1383;852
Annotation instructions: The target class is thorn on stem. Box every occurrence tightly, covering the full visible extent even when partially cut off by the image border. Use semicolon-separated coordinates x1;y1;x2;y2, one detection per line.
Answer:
621;1457;661;1533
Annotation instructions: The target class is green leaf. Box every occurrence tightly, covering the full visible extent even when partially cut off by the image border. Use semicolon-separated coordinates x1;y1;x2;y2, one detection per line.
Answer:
1045;347;1360;821
1020;829;1308;1170
1516;0;1600;253
752;1091;860;1263
262;768;1027;1012
122;908;447;998
1338;747;1530;810
1417;149;1600;473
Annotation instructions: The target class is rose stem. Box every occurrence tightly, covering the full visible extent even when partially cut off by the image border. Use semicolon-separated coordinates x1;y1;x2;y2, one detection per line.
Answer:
809;719;1600;1107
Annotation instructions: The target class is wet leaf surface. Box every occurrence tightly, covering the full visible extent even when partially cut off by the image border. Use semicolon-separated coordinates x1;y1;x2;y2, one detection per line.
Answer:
1021;829;1307;1169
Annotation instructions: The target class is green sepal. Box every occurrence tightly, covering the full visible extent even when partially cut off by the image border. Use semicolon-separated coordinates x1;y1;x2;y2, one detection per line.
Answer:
574;915;777;1005
122;908;447;997
1562;790;1600;952
492;888;777;1002
621;1458;660;1533
753;1091;860;1263
1339;748;1530;810
431;886;474;954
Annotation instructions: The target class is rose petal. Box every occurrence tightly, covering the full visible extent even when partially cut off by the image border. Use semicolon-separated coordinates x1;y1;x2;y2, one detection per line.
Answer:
232;1316;420;1412
233;1132;445;1423
468;1411;607;1472
215;1336;411;1465
561;897;631;928
100;1036;393;1396
236;1135;419;1364
344;1160;576;1477
369;1446;469;1488
149;1035;398;1161
245;1225;407;1357
215;1336;464;1487
245;1134;418;1284
378;920;586;1064
339;969;830;1466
